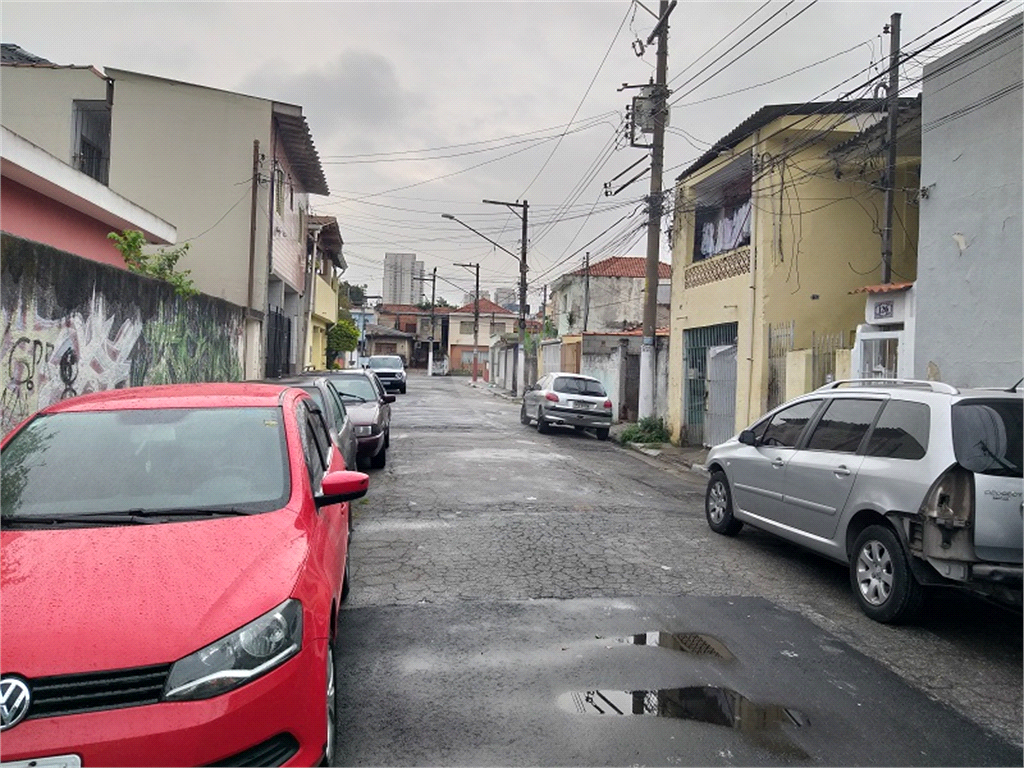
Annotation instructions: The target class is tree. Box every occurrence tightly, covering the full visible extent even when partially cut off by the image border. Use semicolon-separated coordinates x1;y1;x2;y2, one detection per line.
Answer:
108;230;197;298
326;318;360;367
417;296;451;309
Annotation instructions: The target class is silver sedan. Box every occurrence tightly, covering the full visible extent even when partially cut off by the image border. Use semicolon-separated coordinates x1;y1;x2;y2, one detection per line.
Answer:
521;372;613;440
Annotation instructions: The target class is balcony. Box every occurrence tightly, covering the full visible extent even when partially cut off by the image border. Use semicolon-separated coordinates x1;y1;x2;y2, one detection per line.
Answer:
684;246;750;289
313;274;338;323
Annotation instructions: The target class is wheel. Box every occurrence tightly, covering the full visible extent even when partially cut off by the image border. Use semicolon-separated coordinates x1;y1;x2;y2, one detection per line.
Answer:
370;446;387;469
705;471;743;536
595;427;610;441
536;407;550;434
384;428;390;449
400;385;406;394
573;425;585;432
520;402;531;425
356;453;370;471
322;641;338;766
851;525;923;623
341;555;351;602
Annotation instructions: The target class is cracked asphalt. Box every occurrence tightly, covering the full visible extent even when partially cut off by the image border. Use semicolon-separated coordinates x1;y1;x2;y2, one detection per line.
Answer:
339;373;1022;764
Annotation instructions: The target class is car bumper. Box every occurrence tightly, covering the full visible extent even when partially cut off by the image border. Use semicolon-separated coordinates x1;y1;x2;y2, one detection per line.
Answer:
542;406;612;429
0;640;328;768
376;379;404;391
356;432;385;457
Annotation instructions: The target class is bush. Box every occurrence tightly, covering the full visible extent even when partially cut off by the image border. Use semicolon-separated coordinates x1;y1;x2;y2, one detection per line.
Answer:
617;416;670;445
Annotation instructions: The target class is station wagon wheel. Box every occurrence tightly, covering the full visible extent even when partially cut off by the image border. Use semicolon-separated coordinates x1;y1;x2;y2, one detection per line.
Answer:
595;427;609;441
536;407;550;434
705;471;743;536
850;525;923;624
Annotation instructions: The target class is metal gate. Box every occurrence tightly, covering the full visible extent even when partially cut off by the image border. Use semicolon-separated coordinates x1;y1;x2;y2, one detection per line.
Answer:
705;345;738;447
766;321;794;411
811;330;848;388
683;323;738;446
265;307;291;379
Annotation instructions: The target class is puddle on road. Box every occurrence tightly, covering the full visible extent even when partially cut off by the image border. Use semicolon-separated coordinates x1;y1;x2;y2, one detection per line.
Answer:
558;686;809;758
602;631;735;661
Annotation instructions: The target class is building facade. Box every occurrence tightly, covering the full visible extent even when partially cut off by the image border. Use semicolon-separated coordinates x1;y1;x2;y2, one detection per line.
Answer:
382;252;424;305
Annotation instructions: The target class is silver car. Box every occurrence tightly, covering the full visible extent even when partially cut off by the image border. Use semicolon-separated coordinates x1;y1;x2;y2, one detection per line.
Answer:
704;379;1023;623
521;372;613;441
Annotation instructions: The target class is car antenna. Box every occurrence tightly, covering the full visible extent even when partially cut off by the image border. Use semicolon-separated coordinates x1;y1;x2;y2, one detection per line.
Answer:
1008;377;1023;393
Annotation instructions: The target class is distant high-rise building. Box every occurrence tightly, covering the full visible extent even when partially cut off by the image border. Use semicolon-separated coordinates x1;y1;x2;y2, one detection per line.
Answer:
462;290;486;305
382;253;424;305
493;287;518;311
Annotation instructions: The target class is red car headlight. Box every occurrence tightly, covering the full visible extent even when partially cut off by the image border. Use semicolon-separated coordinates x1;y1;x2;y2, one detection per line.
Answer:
163;599;303;701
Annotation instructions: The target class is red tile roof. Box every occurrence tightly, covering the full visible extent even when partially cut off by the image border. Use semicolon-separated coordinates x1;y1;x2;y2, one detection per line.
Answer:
378;303;453;314
567;256;671;279
452;297;516;315
849;281;914;295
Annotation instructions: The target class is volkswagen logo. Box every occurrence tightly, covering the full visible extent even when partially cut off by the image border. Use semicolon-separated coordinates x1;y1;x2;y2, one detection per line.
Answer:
0;676;31;731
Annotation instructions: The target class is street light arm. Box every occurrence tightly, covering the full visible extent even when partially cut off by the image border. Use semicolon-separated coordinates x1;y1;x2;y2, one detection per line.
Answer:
441;213;521;262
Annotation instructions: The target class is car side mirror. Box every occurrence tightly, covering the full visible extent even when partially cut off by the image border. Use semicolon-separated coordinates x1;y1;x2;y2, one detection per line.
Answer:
738;430;757;446
383;394;396;404
315;470;369;507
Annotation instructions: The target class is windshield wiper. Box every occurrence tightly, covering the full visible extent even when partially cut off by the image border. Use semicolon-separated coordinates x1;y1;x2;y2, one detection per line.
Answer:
2;512;153;527
337;392;368;403
975;440;1020;473
125;507;253;518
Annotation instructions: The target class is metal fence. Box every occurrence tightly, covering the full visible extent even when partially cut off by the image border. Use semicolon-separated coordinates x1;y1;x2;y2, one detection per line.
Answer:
683;323;738;446
766;321;794;411
811;330;848;389
265;307;291;379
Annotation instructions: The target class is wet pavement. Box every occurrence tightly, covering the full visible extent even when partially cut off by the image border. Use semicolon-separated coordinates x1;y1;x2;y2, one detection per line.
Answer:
338;373;1023;765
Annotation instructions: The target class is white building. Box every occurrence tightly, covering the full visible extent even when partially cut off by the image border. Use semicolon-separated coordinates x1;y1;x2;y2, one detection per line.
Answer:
382;252;424;305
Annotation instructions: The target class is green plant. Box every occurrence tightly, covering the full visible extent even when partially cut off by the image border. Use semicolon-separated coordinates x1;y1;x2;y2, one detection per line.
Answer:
108;230;197;298
327;318;360;361
617;416;670;445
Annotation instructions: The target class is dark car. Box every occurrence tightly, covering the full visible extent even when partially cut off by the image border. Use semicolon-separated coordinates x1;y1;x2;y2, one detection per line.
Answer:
267;376;358;474
307;370;394;470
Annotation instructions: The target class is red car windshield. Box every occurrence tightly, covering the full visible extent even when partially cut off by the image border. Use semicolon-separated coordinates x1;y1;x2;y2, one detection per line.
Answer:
1;407;290;519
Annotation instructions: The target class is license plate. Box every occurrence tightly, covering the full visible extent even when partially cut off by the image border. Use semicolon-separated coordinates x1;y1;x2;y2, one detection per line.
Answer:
572;401;591;409
1;755;82;768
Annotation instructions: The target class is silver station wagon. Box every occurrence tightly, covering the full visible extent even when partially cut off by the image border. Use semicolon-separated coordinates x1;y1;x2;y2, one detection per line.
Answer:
704;379;1023;623
521;372;613;441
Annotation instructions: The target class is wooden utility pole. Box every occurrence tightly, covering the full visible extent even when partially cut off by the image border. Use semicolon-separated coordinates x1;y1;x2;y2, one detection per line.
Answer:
413;268;438;375
639;0;674;419
881;12;901;285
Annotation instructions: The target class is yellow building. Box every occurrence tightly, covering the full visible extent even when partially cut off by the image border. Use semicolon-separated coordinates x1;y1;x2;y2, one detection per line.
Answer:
303;216;344;371
666;100;920;446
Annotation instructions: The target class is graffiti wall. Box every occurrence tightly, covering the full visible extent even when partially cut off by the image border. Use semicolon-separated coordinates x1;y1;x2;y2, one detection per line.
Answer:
2;235;244;435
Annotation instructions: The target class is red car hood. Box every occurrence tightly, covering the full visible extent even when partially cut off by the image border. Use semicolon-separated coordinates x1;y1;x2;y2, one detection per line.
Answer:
0;510;309;678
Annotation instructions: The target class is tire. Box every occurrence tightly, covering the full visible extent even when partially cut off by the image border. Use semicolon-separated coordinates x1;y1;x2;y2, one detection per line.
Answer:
370;446;387;469
536;407;550;434
400;385;406;394
322;641;338;766
356;453;370;471
850;524;923;624
705;471;743;536
520;402;530;425
384;428;390;449
595;427;610;441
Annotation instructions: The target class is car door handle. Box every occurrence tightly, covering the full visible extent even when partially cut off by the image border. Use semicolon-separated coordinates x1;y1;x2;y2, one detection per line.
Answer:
771;458;785;468
834;465;851;477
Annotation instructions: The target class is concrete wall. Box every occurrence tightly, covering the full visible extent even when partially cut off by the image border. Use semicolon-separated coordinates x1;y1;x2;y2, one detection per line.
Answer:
551;275;648;335
914;15;1023;387
1;235;244;435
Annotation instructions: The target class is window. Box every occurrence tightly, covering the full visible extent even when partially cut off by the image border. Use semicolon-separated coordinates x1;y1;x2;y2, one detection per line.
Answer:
460;350;480;366
866;401;930;460
72;100;111;185
404;323;416;334
460;321;475;334
951;400;1022;477
805;399;883;453
295;401;325;487
376;343;397;355
693;197;751;262
553;376;606;397
759;400;821;448
490;322;506;335
308;408;333;468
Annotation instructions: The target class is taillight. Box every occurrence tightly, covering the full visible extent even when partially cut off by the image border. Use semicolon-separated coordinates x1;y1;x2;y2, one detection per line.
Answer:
603;399;612;409
918;465;975;529
545;392;559;402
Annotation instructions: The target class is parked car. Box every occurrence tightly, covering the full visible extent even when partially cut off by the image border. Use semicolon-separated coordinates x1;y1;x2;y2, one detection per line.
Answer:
0;383;369;766
365;355;407;394
265;375;358;476
315;370;394;469
703;379;1023;623
521;372;613;440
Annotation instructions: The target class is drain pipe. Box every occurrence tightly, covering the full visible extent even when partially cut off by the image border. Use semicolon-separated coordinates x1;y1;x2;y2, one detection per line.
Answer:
745;133;760;424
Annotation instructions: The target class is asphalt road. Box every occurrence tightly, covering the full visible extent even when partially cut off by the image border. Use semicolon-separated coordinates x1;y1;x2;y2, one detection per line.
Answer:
336;373;1023;766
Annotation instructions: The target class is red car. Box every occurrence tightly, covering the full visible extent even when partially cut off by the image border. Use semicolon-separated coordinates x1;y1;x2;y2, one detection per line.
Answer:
0;383;367;767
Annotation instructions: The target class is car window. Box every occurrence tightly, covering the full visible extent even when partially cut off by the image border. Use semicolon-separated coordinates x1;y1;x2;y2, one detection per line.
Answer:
368;356;403;370
0;407;289;518
370;374;386;399
951;399;1023;477
865;400;931;460
295;401;326;488
326;385;348;425
308;407;333;468
805;399;883;454
553;376;606;397
759;400;821;448
329;375;377;402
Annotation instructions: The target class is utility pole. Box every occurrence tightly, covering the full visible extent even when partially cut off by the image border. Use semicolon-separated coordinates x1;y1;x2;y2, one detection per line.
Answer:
412;268;438;376
583;252;590;332
881;12;901;285
456;262;481;381
638;0;674;420
482;198;529;396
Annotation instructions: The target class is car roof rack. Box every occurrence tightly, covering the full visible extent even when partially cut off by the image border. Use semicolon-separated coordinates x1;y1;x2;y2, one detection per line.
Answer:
816;378;959;394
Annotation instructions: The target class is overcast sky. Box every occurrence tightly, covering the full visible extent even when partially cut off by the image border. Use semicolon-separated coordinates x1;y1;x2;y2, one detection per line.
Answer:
4;1;1017;305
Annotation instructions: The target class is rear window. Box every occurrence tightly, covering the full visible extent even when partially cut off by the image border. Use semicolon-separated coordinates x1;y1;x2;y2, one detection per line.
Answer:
866;400;930;460
553;377;606;397
952;399;1023;477
1;407;290;518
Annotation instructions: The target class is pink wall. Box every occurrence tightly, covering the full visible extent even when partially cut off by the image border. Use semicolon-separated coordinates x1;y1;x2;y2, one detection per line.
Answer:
0;178;128;269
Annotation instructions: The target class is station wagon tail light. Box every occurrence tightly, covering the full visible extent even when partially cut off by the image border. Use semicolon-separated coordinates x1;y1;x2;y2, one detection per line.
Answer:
918;464;975;529
603;399;612;409
545;392;559;402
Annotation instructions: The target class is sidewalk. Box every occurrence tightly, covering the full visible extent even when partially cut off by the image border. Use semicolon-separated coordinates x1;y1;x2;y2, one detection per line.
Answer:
467;378;709;473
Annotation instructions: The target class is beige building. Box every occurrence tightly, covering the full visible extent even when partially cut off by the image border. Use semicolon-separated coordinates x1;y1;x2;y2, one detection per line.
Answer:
0;57;328;378
666;100;919;447
304;216;345;371
446;297;518;376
